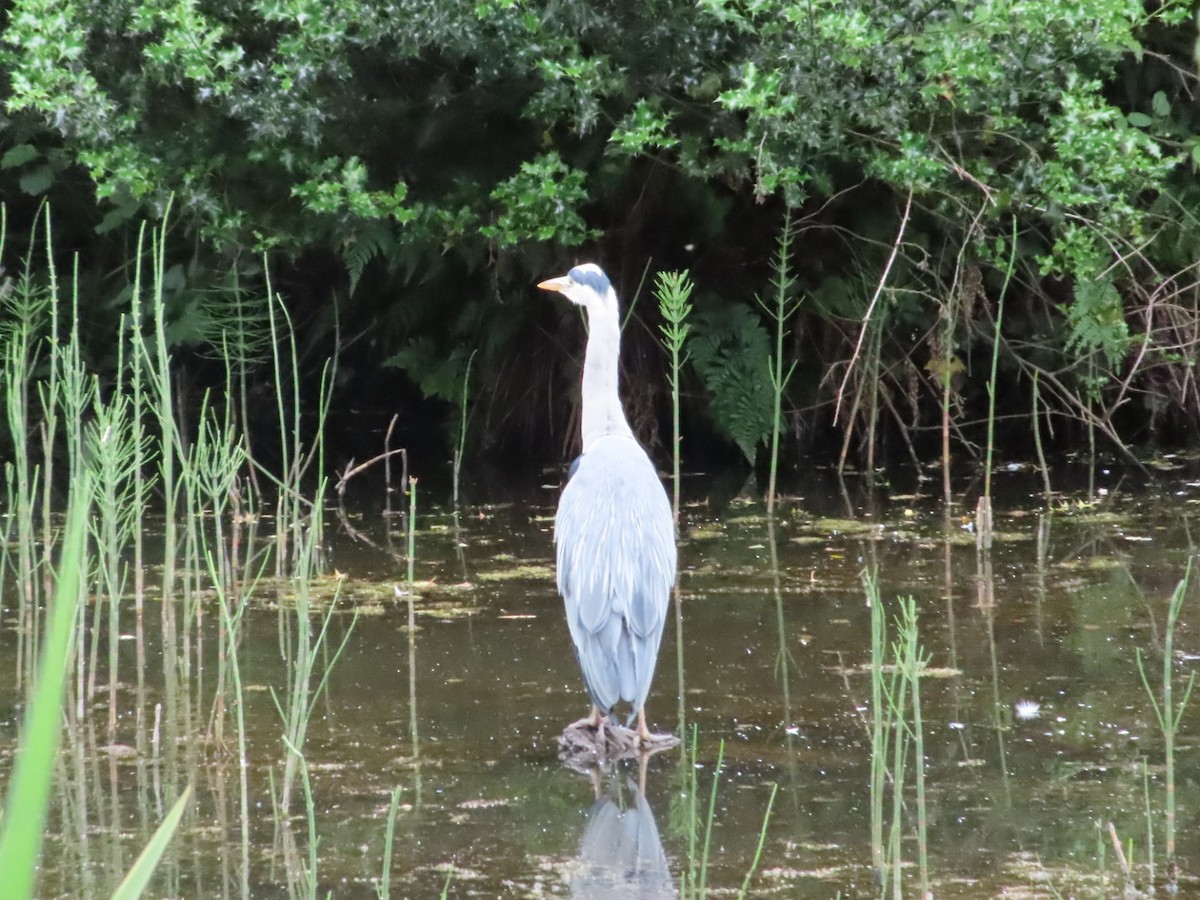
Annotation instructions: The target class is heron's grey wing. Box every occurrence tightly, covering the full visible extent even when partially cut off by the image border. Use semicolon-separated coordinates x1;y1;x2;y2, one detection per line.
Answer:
555;436;675;714
624;458;674;713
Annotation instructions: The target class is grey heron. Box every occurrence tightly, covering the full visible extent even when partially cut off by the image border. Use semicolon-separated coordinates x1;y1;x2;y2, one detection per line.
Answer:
538;263;676;747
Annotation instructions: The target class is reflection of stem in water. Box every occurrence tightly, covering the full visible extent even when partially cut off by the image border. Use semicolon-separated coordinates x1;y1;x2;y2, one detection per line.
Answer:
208;546;252;899
407;479;422;807
941;509;959;671
977;547;1010;803
766;518;800;793
1031;370;1052;498
1034;514;1050;644
674;582;686;743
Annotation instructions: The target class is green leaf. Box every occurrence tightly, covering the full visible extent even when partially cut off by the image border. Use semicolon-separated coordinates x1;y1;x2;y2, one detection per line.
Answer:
1;144;38;169
1152;90;1170;118
18;165;54;195
95;202;140;235
1126;111;1152;128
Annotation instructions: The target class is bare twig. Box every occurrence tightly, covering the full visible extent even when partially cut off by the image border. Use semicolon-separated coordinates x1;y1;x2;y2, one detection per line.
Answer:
336;448;409;497
835;189;913;426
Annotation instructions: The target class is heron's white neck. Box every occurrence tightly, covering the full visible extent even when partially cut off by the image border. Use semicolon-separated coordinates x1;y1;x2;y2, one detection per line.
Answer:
580;292;634;451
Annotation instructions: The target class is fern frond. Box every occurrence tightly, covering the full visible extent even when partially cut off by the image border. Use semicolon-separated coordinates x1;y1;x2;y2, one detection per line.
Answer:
1064;277;1130;369
688;305;776;465
343;223;396;296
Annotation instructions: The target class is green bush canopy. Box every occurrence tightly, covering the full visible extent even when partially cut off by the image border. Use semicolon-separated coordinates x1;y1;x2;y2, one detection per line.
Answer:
3;0;1199;471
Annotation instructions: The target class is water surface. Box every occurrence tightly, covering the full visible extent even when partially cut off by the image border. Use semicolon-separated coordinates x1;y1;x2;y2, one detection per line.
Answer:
7;465;1200;897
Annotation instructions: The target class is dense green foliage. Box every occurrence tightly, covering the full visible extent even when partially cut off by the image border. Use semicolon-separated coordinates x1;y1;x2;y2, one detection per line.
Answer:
3;0;1199;473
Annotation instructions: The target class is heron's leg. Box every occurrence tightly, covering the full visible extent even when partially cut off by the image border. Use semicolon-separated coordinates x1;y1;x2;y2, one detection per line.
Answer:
635;707;652;744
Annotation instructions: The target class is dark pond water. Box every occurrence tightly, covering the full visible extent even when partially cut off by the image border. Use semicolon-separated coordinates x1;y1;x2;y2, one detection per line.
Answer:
6;464;1200;897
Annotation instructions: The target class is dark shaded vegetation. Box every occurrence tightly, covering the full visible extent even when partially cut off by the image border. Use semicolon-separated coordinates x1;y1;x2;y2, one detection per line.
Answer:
3;0;1200;481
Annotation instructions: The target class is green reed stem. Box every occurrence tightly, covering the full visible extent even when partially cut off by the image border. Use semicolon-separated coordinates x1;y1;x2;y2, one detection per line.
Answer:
1136;558;1195;878
127;275;151;747
898;597;930;897
453;351;476;508
736;782;778;900
1142;756;1155;886
982;216;1018;504
3;245;46;682
1031;369;1052;498
697;739;726;899
655;270;693;525
758;212;800;517
37;221;61;692
273;502;358;817
266;273;298;576
675;723;700;895
376;786;403;900
656;269;693;741
887;647;909;899
144;207;180;608
87;387;139;742
281;734;320;899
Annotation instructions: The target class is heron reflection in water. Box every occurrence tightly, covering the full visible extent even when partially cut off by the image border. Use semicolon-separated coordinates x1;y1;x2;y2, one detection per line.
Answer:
537;264;677;751
565;773;676;900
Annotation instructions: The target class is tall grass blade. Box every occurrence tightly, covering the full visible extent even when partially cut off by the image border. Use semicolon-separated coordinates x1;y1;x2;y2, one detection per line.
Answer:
697;739;726;898
376;786;403;900
108;784;193;900
736;782;778;899
0;472;90;897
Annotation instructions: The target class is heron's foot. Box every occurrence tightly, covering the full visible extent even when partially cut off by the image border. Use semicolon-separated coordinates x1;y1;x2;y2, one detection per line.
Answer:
634;729;680;750
632;708;680;751
567;713;603;732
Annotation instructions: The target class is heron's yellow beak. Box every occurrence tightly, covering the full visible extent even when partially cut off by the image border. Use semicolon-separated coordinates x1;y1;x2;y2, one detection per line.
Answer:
537;275;570;293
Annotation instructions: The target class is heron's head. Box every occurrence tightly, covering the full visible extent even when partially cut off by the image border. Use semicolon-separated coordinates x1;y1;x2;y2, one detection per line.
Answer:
537;263;616;313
